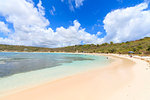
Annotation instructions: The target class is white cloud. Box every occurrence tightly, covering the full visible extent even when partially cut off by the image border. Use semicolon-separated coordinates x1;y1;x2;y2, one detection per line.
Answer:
0;0;49;28
50;6;56;15
103;2;150;43
0;0;101;47
37;0;45;16
75;0;84;8
61;0;84;11
1;0;149;48
0;21;10;33
96;31;102;36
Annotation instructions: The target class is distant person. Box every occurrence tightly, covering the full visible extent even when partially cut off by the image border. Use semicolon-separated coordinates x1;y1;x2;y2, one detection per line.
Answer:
119;52;121;55
129;55;132;58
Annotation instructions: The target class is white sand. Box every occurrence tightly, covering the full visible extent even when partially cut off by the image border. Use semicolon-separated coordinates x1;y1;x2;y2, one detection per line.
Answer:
0;54;150;100
110;54;150;100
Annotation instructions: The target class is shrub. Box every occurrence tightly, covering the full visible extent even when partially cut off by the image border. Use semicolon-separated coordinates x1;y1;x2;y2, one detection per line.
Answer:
147;46;150;51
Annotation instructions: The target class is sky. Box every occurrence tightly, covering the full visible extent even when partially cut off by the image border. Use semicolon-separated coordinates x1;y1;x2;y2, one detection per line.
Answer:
0;0;150;48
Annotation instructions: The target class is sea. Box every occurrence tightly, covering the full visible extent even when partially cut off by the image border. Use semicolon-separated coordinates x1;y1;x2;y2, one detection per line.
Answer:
0;52;110;94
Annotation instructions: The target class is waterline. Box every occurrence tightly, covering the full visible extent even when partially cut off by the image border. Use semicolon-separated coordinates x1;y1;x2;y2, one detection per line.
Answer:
0;52;110;95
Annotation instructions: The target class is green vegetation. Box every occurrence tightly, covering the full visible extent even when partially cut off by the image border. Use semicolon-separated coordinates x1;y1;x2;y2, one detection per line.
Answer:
0;45;53;52
0;37;150;55
52;37;150;55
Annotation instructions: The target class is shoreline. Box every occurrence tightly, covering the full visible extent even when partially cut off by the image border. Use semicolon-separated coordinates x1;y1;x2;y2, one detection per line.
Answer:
0;53;150;100
0;53;109;97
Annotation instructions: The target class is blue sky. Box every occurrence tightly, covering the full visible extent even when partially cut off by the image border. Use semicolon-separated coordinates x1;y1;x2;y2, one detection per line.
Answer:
0;0;150;47
33;0;144;36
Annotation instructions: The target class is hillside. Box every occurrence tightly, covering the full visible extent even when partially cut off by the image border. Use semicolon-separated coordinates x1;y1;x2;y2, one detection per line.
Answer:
0;37;150;55
0;45;52;52
53;37;150;55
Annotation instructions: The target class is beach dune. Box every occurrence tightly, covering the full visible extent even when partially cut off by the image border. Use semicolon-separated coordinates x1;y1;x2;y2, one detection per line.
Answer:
0;54;150;100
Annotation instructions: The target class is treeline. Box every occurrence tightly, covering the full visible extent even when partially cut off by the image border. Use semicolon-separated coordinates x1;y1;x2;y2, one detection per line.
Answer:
0;37;150;55
0;44;52;52
53;37;150;55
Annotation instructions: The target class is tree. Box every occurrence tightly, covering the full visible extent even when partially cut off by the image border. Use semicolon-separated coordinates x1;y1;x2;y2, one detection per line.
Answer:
110;41;114;45
108;48;116;53
147;46;150;51
101;43;109;46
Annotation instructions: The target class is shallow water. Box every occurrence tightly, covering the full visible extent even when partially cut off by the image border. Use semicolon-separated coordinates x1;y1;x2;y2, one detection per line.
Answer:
0;52;95;78
0;52;109;94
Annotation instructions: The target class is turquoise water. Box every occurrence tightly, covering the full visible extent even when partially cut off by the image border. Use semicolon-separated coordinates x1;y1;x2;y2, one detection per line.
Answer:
0;52;109;94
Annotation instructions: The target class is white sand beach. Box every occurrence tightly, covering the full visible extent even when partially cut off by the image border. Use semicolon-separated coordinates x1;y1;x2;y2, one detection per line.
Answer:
0;54;150;100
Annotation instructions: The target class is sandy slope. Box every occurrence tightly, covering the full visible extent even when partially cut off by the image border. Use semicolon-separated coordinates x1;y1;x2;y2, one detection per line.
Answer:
0;54;150;100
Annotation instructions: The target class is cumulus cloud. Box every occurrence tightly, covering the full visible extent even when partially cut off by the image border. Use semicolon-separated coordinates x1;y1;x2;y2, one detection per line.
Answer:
1;0;149;48
61;0;84;11
0;21;10;33
0;0;101;47
37;0;45;16
103;2;150;43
